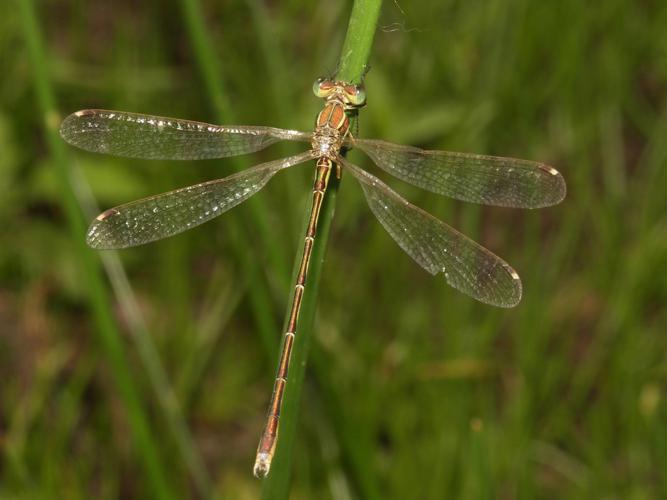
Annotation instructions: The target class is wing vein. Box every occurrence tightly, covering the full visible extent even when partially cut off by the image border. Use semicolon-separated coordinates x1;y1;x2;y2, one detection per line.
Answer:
339;157;522;307
87;151;313;249
61;109;311;160
354;138;566;208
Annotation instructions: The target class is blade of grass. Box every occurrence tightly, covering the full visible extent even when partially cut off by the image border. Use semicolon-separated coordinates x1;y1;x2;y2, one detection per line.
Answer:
18;1;175;498
4;349;69;485
260;1;383;497
35;9;214;499
179;0;292;287
179;0;288;361
244;0;303;227
176;272;245;408
309;347;383;500
70;168;215;500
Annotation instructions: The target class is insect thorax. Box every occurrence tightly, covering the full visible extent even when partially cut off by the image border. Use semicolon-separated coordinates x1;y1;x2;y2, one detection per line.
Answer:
311;100;349;160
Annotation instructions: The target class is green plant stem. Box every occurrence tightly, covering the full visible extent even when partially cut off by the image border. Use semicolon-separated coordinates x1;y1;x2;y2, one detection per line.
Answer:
99;253;215;499
71;168;214;499
179;0;292;285
179;0;288;361
17;1;175;499
309;348;382;499
34;11;213;500
244;0;303;227
261;1;383;497
336;0;383;83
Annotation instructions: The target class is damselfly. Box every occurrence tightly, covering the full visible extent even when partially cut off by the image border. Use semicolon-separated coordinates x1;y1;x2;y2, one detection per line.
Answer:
60;78;566;477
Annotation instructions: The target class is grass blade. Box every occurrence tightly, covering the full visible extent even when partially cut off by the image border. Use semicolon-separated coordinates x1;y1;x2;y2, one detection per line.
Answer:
17;1;176;498
179;0;290;361
70;168;214;498
260;1;384;497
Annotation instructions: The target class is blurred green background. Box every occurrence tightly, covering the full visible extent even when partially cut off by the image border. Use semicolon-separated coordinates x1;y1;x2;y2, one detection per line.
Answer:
2;0;667;498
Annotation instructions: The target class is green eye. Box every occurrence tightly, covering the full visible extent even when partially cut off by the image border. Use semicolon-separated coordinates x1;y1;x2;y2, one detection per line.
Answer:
313;77;333;98
346;84;366;106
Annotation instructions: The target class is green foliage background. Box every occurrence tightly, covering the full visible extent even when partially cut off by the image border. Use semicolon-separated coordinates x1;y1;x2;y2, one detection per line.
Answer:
2;0;667;498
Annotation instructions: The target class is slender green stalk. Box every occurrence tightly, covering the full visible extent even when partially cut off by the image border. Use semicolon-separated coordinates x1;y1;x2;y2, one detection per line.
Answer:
17;1;175;499
179;0;291;285
245;0;303;226
71;169;214;499
101;253;215;499
261;1;383;497
179;0;289;360
33;8;213;499
336;0;383;83
309;348;382;499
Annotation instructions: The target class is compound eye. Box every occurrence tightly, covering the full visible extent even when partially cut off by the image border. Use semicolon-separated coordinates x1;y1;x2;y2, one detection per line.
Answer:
344;84;366;106
313;77;334;98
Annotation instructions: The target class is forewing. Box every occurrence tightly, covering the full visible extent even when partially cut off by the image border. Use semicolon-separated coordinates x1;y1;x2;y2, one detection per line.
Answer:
60;109;311;160
87;152;313;249
353;139;565;208
340;158;522;307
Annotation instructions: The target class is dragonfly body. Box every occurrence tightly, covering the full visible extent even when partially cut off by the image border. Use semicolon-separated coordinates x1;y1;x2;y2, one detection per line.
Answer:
312;100;349;159
59;77;565;478
255;82;362;476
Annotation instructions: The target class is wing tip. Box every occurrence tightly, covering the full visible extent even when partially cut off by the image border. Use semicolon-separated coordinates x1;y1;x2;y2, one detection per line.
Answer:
497;292;522;308
86;235;123;251
497;264;523;308
86;210;123;250
85;231;105;250
74;109;98;118
60;110;92;141
60;109;98;127
530;163;567;208
95;208;119;221
481;263;522;308
539;163;560;177
440;264;523;308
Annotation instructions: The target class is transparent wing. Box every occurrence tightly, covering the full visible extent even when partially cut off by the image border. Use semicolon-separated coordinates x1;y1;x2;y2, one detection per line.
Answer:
339;157;522;307
87;151;313;249
352;138;566;208
60;109;311;160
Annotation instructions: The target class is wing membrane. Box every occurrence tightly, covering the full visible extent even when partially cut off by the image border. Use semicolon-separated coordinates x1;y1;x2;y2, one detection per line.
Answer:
61;110;311;160
353;139;565;208
87;151;313;249
340;158;522;307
